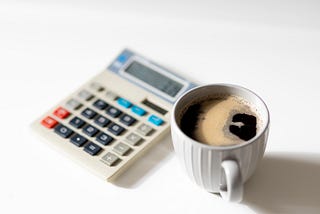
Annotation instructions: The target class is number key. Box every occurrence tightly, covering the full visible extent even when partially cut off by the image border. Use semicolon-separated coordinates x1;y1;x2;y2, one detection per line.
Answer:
120;114;136;126
81;108;97;119
83;124;99;137
108;123;125;136
69;116;86;129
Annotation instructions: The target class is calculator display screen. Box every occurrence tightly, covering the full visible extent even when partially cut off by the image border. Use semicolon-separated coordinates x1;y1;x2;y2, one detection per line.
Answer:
124;61;184;97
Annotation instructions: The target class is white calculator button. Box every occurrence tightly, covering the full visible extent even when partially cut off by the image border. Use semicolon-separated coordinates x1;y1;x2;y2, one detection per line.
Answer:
90;82;104;92
66;99;82;110
113;142;131;156
101;152;120;166
78;90;94;101
125;133;142;146
105;91;118;100
136;124;153;136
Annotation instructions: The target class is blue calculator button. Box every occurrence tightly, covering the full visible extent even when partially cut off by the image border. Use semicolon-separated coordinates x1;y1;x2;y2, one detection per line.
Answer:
117;98;132;108
148;115;164;126
117;55;127;63
131;105;146;116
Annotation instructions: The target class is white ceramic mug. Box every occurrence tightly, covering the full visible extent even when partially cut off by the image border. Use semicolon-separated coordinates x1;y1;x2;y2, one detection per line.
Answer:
171;84;270;202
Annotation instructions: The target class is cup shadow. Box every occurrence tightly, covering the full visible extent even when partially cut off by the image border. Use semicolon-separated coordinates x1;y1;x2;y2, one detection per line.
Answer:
112;133;174;188
244;152;320;214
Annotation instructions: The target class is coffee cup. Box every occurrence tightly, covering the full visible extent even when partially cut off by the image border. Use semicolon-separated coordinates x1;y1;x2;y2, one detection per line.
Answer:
171;84;270;202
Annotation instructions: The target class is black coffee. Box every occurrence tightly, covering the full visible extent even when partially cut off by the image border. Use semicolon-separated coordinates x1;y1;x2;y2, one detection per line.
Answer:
180;95;258;146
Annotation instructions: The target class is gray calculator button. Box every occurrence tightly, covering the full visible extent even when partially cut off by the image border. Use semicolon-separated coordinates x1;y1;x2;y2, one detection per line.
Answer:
90;82;104;92
101;152;120;166
125;133;142;146
105;91;117;100
137;123;153;136
66;99;82;110
113;142;131;156
78;90;94;101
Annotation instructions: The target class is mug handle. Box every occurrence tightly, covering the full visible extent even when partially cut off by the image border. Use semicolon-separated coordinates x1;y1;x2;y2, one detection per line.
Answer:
219;160;243;202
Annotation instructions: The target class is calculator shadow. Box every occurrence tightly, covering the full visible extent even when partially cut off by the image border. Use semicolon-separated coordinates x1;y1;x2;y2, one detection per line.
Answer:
112;133;174;188
244;152;320;214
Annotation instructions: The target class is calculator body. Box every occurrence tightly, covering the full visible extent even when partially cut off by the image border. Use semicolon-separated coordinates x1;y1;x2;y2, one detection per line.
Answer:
31;49;197;181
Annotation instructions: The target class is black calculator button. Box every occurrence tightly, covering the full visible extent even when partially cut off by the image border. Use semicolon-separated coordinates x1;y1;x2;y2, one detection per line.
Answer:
70;134;87;147
54;124;73;138
96;132;113;145
84;142;102;156
120;114;136;126
93;99;108;110
69;116;86;129
83;124;99;137
106;106;122;118
108;123;125;136
94;115;110;127
81;108;97;119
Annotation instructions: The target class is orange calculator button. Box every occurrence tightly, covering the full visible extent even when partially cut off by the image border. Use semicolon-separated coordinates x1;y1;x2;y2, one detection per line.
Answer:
41;116;58;128
53;107;70;119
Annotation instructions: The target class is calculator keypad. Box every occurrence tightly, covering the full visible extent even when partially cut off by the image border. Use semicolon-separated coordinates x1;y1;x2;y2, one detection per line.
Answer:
81;108;97;119
83;124;99;137
137;123;153;136
108;123;125;136
113;142;131;156
54;107;70;119
39;85;166;170
70;134;87;147
93;99;108;110
94;115;110;127
66;99;82;110
106;106;122;118
41;116;58;129
96;132;113;146
54;124;73;138
120;114;136;126
69;117;86;129
84;142;102;156
78;90;94;101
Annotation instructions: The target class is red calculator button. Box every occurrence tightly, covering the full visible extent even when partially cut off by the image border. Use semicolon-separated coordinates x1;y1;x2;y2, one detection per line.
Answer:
41;116;58;128
53;107;70;119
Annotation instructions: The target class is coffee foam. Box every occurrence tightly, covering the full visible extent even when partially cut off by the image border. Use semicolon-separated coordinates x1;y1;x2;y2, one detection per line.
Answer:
179;95;262;146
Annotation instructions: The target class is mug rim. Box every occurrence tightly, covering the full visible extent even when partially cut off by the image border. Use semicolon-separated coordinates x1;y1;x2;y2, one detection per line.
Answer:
171;83;270;151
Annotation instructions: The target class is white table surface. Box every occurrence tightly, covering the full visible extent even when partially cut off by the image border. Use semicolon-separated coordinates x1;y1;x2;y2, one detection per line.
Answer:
1;1;320;213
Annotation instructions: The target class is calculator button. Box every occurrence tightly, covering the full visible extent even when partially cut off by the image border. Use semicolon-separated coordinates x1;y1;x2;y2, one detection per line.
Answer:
69;116;86;129
54;124;73;138
83;124;99;137
108;123;125;136
93;99;108;110
113;142;131;156
96;132;113;146
70;134;87;147
84;142;102;156
131;105;146;116
117;98;132;108
101;152;120;166
78;90;94;101
148;115;164;126
136;124;153;136
105;91;118;100
65;99;82;110
106;106;122;118
41;116;58;129
81;108;97;119
125;133;142;146
53;107;70;119
90;82;104;92
120;114;136;126
94;115;110;127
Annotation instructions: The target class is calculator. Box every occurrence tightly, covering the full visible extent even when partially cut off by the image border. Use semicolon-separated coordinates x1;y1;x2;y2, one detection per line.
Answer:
31;49;197;181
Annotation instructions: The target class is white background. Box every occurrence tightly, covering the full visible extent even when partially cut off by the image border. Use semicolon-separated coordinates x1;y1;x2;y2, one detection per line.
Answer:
1;1;320;213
